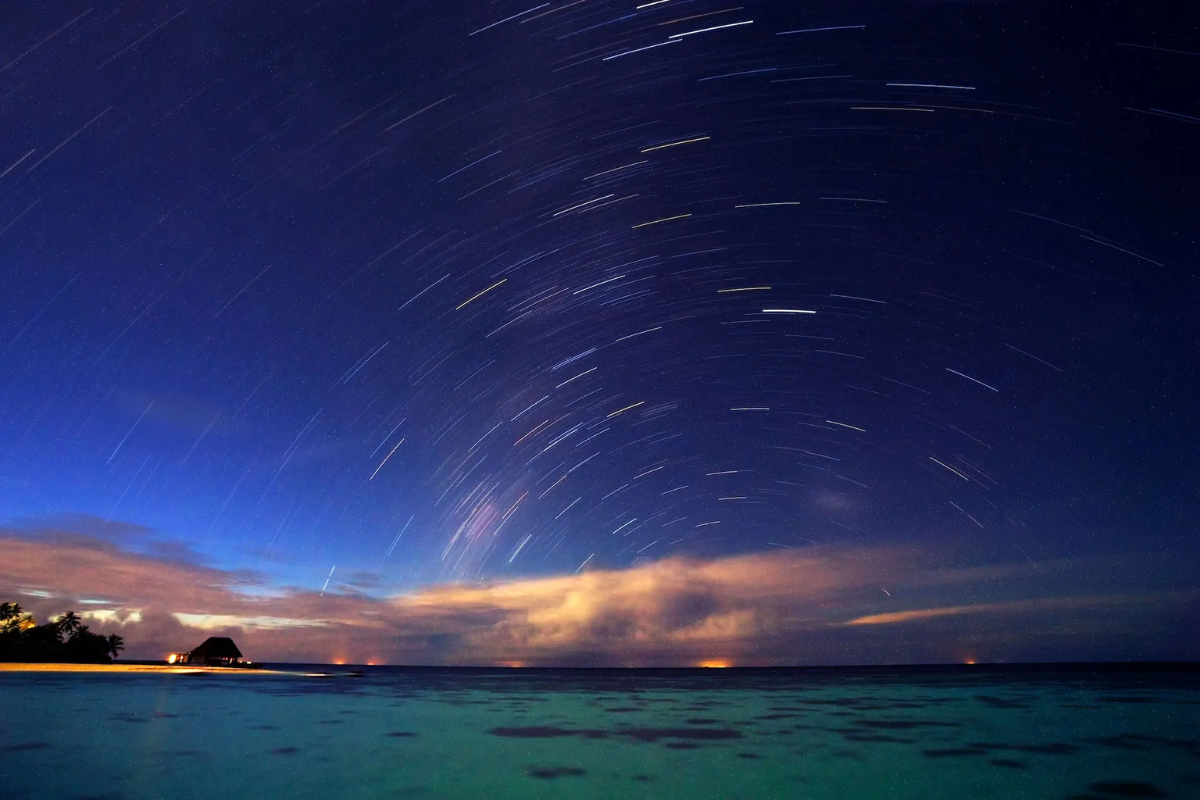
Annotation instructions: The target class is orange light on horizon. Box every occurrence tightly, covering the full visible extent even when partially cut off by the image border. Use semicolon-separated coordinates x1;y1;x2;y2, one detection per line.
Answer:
500;660;526;668
697;659;731;668
332;658;346;665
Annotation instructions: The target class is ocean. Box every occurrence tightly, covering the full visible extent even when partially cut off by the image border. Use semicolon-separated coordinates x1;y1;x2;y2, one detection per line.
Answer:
1;664;1197;799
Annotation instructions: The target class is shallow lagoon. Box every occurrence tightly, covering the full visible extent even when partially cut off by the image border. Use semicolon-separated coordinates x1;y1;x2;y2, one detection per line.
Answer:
2;665;1198;799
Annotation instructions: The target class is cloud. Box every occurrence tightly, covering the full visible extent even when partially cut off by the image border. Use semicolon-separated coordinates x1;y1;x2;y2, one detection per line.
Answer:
1;522;1196;666
843;593;1191;626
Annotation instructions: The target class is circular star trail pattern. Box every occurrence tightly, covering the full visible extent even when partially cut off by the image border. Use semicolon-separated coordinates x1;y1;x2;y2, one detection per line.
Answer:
0;1;1195;590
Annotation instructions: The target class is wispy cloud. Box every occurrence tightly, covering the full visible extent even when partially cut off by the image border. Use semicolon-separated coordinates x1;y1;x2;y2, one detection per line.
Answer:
843;593;1193;626
2;521;1196;666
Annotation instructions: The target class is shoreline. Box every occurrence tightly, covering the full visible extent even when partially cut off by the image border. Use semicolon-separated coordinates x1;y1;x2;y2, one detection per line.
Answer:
3;661;1194;675
0;662;288;674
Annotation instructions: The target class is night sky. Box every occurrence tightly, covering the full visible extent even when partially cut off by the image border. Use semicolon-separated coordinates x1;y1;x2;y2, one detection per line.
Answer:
1;1;1197;665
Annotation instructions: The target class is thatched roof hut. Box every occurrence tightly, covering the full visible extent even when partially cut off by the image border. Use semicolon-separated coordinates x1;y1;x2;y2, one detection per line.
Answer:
176;636;243;666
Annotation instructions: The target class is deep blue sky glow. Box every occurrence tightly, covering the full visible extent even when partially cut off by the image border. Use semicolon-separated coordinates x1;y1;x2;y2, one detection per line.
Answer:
0;0;1196;618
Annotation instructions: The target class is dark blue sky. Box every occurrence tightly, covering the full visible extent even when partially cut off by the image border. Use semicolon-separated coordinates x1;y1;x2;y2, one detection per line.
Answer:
1;0;1196;615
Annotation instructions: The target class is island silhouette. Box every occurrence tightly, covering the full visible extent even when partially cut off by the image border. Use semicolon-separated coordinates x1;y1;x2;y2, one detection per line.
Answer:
0;602;124;664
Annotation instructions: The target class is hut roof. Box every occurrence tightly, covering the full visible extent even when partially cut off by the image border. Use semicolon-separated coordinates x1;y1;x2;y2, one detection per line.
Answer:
188;636;242;659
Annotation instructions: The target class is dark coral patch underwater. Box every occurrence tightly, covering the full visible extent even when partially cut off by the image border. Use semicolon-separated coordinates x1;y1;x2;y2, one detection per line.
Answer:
527;767;585;779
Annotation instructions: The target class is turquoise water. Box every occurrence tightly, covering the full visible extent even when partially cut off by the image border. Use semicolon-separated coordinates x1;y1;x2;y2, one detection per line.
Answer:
1;665;1197;799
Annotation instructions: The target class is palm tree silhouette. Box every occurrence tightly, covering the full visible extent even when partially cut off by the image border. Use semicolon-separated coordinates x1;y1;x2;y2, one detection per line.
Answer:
2;600;126;663
56;611;82;637
0;602;23;632
0;602;22;619
106;634;124;659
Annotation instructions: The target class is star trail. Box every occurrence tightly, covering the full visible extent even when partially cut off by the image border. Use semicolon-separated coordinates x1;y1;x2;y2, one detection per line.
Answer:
0;0;1196;664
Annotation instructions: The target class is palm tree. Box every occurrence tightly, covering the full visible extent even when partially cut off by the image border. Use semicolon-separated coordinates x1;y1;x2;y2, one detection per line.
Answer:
2;600;128;663
56;611;81;637
0;602;22;621
106;634;124;659
0;603;22;633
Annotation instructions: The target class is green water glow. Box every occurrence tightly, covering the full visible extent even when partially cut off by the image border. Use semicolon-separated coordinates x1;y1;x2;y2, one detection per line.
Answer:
2;665;1197;799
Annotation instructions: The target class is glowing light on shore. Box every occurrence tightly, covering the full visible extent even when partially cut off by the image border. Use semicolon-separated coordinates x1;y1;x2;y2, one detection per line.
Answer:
697;659;731;668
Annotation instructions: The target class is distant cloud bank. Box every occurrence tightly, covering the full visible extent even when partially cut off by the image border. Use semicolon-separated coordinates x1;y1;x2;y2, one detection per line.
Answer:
2;519;1195;666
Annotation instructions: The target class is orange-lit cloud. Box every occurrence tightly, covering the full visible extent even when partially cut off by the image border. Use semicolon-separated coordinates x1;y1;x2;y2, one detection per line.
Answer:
846;605;992;626
1;520;1196;666
844;592;1195;626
